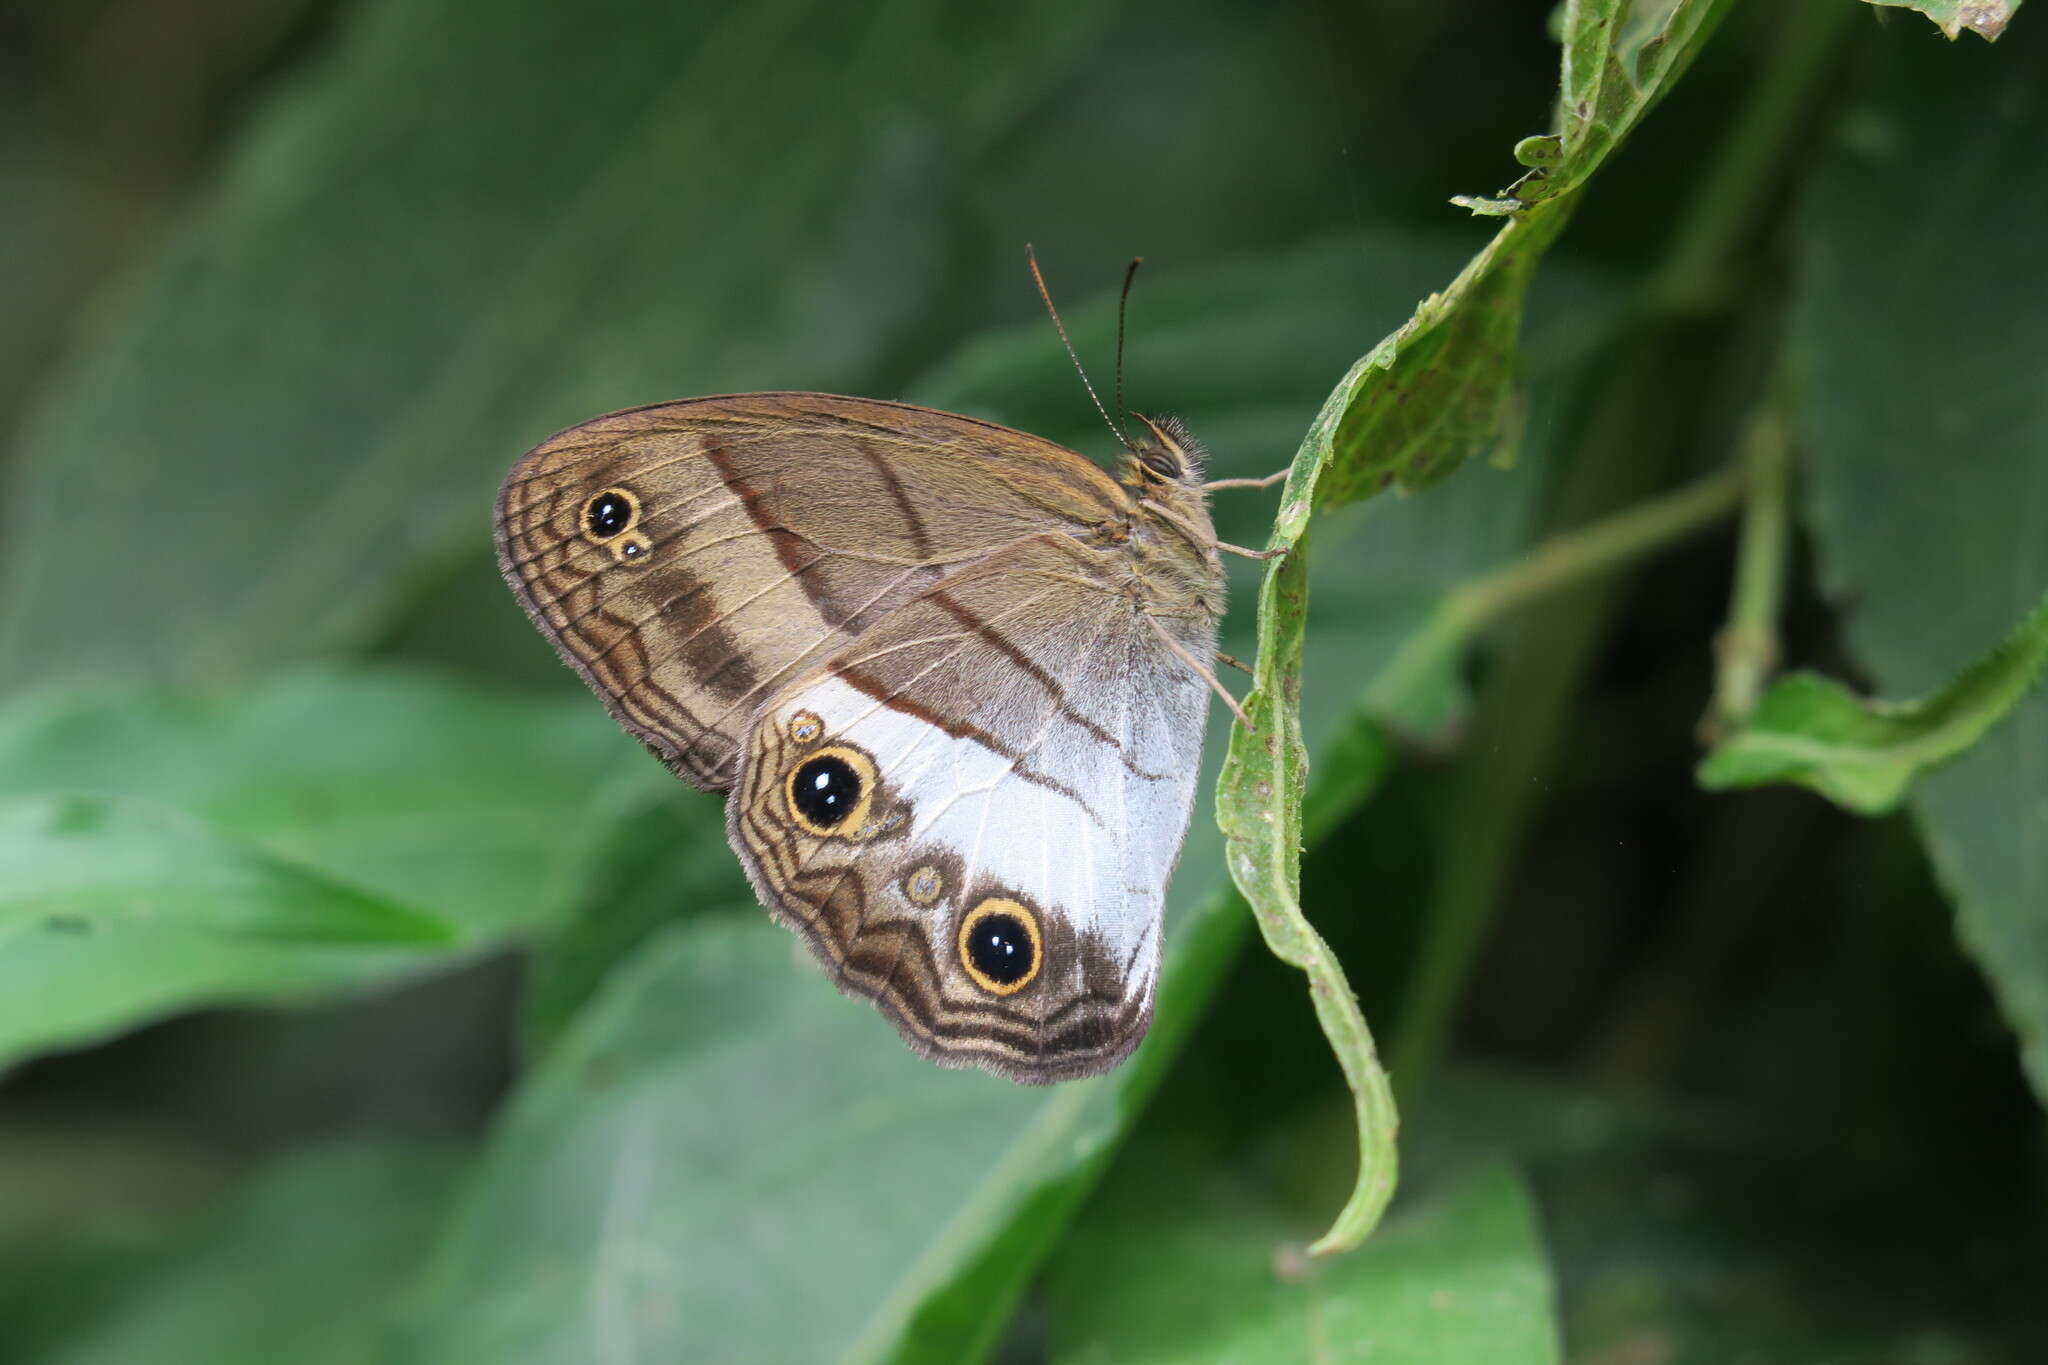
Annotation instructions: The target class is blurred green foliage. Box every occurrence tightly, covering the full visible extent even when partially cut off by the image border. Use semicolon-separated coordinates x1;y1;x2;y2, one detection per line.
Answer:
1;0;2044;1361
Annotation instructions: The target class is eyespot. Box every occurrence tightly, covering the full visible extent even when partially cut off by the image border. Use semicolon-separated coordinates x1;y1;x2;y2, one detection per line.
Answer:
903;864;944;905
787;710;824;745
583;487;640;541
784;745;877;837
610;531;652;564
957;897;1041;995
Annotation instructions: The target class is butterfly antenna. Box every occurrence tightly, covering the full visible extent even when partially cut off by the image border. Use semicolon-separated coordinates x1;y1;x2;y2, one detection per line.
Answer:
1026;244;1128;450
1115;256;1142;433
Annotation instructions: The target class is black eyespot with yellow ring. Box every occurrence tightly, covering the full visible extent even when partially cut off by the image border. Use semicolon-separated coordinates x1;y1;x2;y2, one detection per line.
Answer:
957;897;1042;995
581;487;641;544
784;745;878;837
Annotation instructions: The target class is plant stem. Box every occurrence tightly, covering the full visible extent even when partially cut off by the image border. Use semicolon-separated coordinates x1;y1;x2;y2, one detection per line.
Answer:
1640;0;1863;320
1389;346;1709;1095
1386;2;1862;1097
1458;461;1746;628
1703;394;1793;739
1368;462;1746;723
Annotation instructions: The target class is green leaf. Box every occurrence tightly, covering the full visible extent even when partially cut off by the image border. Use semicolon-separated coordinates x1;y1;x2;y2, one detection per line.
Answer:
403;236;1613;1363
0;669;642;1062
1216;0;1736;1253
407;913;1123;1365
1699;590;2048;813
1216;522;1400;1258
9;1145;463;1365
1046;1161;1558;1365
0;0;1121;690
1420;1068;2048;1363
0;794;447;948
1535;0;1737;208
1320;197;1577;500
1319;0;1734;500
1793;16;2048;1098
1858;0;2020;41
516;774;748;1056
0;792;450;1067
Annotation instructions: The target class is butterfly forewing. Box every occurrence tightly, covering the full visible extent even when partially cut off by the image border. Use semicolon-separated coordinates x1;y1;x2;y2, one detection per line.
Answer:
494;393;1126;789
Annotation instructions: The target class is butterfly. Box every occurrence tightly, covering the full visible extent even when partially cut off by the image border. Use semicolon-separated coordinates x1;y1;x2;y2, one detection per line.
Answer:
495;259;1277;1082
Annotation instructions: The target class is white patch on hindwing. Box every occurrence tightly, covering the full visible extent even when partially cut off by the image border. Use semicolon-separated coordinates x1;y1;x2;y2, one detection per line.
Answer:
769;674;1203;992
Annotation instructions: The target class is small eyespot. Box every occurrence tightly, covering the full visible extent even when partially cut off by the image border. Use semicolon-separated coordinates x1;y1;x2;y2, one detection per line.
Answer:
903;865;944;905
783;745;878;837
787;710;824;745
611;532;652;564
583;488;639;541
957;897;1041;995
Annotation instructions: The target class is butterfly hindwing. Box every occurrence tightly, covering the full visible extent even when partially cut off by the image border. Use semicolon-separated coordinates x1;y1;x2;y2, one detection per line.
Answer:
729;533;1214;1082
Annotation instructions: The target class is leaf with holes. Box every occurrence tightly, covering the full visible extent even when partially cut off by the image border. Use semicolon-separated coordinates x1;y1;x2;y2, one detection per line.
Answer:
1858;0;2020;40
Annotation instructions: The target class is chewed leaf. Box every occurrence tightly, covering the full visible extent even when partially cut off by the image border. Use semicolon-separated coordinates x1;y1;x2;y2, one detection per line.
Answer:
1699;590;2048;814
1317;0;1735;503
1540;0;1736;206
1218;527;1400;1258
1320;199;1573;500
1216;0;1732;1257
1858;0;2020;41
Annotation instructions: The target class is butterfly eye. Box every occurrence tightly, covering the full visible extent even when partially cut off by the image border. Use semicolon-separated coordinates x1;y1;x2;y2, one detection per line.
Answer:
583;488;639;540
784;745;878;837
1138;448;1180;479
957;897;1041;995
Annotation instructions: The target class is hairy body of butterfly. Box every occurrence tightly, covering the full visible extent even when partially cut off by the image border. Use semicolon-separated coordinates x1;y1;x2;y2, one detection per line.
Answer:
496;393;1223;1082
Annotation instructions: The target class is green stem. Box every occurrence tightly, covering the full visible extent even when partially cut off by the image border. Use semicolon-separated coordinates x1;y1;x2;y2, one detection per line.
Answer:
1704;395;1793;739
1383;0;1862;1100
1368;463;1747;722
1388;348;1707;1094
1459;462;1746;626
1639;0;1862;320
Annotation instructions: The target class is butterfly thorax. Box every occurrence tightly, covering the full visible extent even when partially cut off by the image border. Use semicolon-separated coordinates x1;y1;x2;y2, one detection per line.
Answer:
1115;415;1225;627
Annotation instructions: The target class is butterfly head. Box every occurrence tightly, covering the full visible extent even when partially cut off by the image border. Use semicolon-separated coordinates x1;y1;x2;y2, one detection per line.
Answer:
1119;413;1223;599
1121;413;1206;489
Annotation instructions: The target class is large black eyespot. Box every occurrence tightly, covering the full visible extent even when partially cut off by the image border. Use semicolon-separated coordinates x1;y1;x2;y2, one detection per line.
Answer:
782;744;879;838
967;915;1033;982
584;489;635;539
791;754;862;829
957;897;1042;994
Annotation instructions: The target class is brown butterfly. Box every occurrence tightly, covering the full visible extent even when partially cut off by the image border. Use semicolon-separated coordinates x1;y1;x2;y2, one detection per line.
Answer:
495;256;1277;1082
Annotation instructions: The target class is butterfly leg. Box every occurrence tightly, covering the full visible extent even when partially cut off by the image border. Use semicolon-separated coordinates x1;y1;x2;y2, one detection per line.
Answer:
1217;542;1287;561
1145;616;1254;731
1201;469;1289;491
1216;651;1253;676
